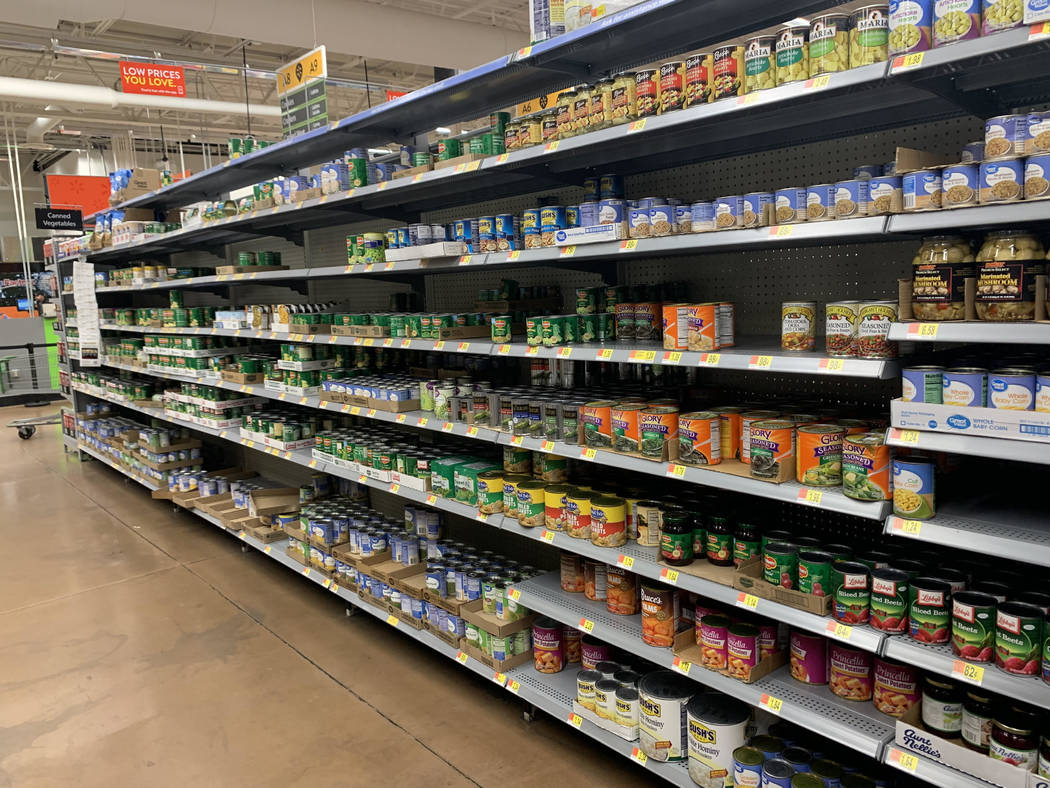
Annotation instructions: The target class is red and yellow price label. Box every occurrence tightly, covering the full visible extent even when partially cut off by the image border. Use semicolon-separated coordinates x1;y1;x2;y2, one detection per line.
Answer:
660;568;679;584
578;618;595;633
760;694;783;714
736;592;759;610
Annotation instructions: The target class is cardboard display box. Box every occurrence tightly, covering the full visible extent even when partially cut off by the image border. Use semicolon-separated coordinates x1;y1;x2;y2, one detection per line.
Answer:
422;590;471;616
331;324;387;338
288;323;332;336
733;557;833;616
554;223;628;246
390;161;434;181
220;371;265;384
891;398;1050;444
248;523;287;543
133;453;200;472
463;642;532;672
214;264;289;276
460;598;534;638
342;395;421;413
248;488;300;517
423;620;464;649
432;152;485;172
435;325;490;340
110;168;161;204
672;629;789;685
384;241;467;262
389;568;427;599
571;701;638;741
385;599;426;630
357;587;388;612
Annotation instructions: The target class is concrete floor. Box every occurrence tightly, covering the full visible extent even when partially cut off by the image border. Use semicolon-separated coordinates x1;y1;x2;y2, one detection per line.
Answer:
0;405;650;788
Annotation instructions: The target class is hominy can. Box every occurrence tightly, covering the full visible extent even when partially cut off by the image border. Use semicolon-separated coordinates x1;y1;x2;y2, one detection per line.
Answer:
686;694;750;788
734;746;766;787
638;671;695;762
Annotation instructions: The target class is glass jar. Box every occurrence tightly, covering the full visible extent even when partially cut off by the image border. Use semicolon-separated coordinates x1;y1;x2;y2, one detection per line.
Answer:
734;521;762;567
922;677;963;738
1039;733;1050;778
975;229;1046;321
590;77;614;131
540;111;559;145
660;509;694;566
706;512;735;567
961;689;995;753
572;84;592;135
503;122;520;152
911;235;975;321
520;114;543;148
610;71;637;126
990;712;1039;772
556;90;577;139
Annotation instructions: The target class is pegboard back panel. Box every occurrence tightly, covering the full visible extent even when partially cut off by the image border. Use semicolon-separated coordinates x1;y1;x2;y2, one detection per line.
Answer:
425;265;603;312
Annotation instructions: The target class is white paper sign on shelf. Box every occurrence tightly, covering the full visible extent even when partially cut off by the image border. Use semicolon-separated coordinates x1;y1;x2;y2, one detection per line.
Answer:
72;259;102;367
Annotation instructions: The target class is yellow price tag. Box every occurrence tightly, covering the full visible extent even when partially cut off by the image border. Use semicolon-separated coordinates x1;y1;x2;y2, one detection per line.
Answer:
629;350;656;362
545;141;560;153
441;423;454;433
496;153;511;164
476;513;489;523
556;347;572;358
541;440;555;451
895;519;922;536
278;392;287;400
362;338;375;347
578;618;595;633
417;417;428;427
736;592;760;610
506;679;520;695
952;660;984;685
309;459;318;468
567;712;582;728
412;173;424;183
505;250;521;261
667;464;686;478
433;341;445;351
507;588;522;602
377;182;389;191
322;578;332;589
672;657;691;675
238;531;247;541
560;245;576;257
425;494;438;505
457;342;470;352
620;240;639;251
893;51;925;71
700;353;721;366
493;672;507;686
807;75;831;89
465;160;481;172
350;407;361;416
456;651;469;665
581;448;596;460
540;530;555;543
630;747;648;765
749;355;773;368
510;436;524;446
627;119;647;133
396;414;406;423
897;429;921;444
760;694;783;714
890;749;919;773
385;614;399;627
302;568;311;577
367;409;376;417
660;568;679;584
264;545;272;554
663;352;682;364
617;554;635;569
799;489;823;505
364;263;375;272
467;427;479;438
826;621;853;640
458;255;472;265
597;349;614;360
390;483;400;494
1030;21;1050;39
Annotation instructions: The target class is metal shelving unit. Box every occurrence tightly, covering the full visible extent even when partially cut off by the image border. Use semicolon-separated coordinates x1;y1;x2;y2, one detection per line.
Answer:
511;573;894;759
887;321;1050;344
882;747;998;788
885;427;1050;466
884;509;1050;569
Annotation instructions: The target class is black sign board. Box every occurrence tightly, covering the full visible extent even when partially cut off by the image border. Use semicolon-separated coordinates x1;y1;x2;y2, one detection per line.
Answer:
35;207;83;231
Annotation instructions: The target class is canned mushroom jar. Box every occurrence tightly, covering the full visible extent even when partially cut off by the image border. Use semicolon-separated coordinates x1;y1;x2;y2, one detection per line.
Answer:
996;601;1044;675
893;456;936;520
638;671;696;762
890;0;933;54
873;656;920;717
686;693;751;786
933;0;981;46
980;159;1024;204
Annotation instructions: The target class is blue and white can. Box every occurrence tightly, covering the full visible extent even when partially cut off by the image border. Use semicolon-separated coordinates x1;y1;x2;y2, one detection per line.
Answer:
396;227;411;248
742;192;773;227
598;199;626;226
774;187;807;224
714;195;743;229
961;141;985;162
942;163;979;208
902;169;942;211
869;176;902;214
760;758;795;787
833;179;871;218
579;202;600;227
1024;154;1050;199
985;114;1027;158
690;201;715;232
988;368;1036;410
1026;111;1050;154
853;164;882;179
902;365;944;403
943;366;987;407
806;184;836;221
650;203;676;235
979;159;1024;203
675;204;692;232
1038;371;1050;413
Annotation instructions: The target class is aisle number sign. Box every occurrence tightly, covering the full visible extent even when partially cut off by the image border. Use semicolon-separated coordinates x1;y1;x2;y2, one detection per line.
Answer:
514;90;564;118
277;45;328;138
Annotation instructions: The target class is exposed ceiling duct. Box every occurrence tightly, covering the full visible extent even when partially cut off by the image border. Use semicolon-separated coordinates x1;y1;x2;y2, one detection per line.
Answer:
0;75;281;117
26;116;61;143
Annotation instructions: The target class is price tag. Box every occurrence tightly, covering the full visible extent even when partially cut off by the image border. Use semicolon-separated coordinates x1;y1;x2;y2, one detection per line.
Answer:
433;341;446;351
541;440;555;451
412;173;425;183
826;621;853;640
365;263;375;273
505;250;522;262
302;567;311;577
457;342;470;352
385;614;399;627
616;554;635;570
459;255;472;266
797;489;823;506
238;531;247;541
377;182;389;191
737;92;762;106
630;747;648;765
629;350;656;362
493;672;508;686
441;423;454;433
1029;21;1050;39
400;338;412;348
456;651;469;665
759;694;783;715
581;448;597;460
736;592;760;610
309;459;318;468
496;153;511;164
806;75;831;90
495;344;512;356
578;618;595;633
507;588;522;602
510;436;524;446
666;464;687;479
671;657;691;675
350;405;362;415
367;409;376;418
526;346;540;356
749;355;773;369
769;225;795;238
948;661;985;687
627;119;647;133
358;474;367;483
596;349;614;360
896;429;921;445
299;397;308;405
396;414;407;424
465;160;482;172
889;749;919;773
389;483;400;494
567;712;583;728
560;245;576;257
264;545;272;554
415;417;428;428
555;347;573;358
660;568;679;584
908;322;940;338
620;240;638;251
540;530;555;543
328;334;339;344
467;427;479;438
891;51;924;72
545;141;560;153
506;679;520;695
663;352;682;364
699;353;721;366
818;358;845;372
278;392;287;400
424;494;438;506
476;513;489;523
322;578;332;589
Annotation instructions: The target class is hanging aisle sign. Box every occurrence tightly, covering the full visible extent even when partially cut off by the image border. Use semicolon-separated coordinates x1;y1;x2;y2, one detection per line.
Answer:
277;46;328;138
119;62;186;97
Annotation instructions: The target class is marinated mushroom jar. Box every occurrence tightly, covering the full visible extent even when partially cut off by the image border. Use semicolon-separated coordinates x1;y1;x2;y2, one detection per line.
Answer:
911;235;974;321
976;230;1046;321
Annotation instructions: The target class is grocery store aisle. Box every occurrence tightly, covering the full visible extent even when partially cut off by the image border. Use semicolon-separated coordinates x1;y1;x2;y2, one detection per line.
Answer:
0;405;648;788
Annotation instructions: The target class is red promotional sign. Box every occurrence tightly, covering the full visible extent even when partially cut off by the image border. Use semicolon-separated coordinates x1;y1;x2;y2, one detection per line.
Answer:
386;89;407;102
119;62;186;97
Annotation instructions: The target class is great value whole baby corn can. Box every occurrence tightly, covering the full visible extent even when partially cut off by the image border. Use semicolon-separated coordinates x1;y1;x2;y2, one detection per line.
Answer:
796;424;845;486
678;411;721;466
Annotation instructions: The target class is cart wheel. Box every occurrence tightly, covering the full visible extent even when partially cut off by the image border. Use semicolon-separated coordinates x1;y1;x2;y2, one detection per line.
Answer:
17;426;36;439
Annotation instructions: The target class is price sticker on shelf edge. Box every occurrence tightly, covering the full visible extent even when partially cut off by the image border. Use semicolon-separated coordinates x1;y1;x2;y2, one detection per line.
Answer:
456;651;469;665
541;440;555;452
749;355;773;369
895;428;921;444
507;587;522;602
476;512;489;523
667;463;686;479
736;592;759;610
567;712;583;728
798;488;823;506
806;74;831;90
596;348;613;360
458;255;472;266
386;614;399;627
510;435;524;446
769;225;794;237
578;618;595;634
660;568;679;584
497;344;511;355
908;322;939;338
493;672;507;686
581;447;596;460
819;358;845;372
630;747;648;765
560;245;576;257
893;518;923;536
1030;22;1050;40
526;346;540;356
426;494;437;505
417;417;428;427
663;351;681;365
890;749;919;773
760;694;783;715
627;119;647;134
557;347;572;358
441;422;454;433
506;679;520;695
616;554;635;570
826;621;852;640
629;350;656;362
540;529;555;543
952;659;985;685
620;239;638;251
467;426;479;438
671;657;691;676
892;51;924;72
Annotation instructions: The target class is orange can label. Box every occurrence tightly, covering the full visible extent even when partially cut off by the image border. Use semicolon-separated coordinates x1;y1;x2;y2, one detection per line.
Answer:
678;411;722;466
796;425;845;486
687;304;718;351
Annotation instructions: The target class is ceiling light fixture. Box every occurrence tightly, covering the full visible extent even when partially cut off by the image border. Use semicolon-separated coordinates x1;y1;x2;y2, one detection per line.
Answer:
434;126;452;135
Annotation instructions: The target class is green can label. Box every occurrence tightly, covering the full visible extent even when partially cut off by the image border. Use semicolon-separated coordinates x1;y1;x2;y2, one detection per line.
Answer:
832;567;870;625
734;538;760;567
909;584;951;644
661;532;692;563
763;546;798;588
870;575;909;633
706;532;732;563
692;529;707;555
798;556;831;596
952;595;995;662
995;607;1043;675
525;317;542;346
490;315;512;343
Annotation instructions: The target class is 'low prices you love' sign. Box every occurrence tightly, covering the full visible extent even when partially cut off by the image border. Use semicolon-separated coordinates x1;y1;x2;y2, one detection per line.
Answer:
119;62;186;97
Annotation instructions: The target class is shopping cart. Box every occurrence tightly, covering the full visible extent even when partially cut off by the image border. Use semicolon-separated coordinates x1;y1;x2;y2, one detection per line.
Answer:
7;412;62;439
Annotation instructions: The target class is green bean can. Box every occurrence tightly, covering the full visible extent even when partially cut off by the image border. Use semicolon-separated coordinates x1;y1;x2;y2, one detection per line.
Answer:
491;315;513;343
407;314;422;338
798;550;833;596
870;568;909;634
525;316;542;346
763;541;799;589
541;316;565;347
576;286;602;314
563;314;580;344
389;315;406;337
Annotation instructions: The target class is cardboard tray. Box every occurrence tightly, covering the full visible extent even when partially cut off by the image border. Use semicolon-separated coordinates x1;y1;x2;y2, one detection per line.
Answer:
389;569;427;598
367;559;423;585
248;524;287;543
133;453;200;472
288;324;332;335
463;642;532;672
248;488;301;517
423;621;464;649
385;602;426;630
331;324;387;338
342;395;421;413
571;701;638;741
672;629;789;685
890;398;1050;444
733;557;833;616
422;590;472;616
215;264;288;275
460;598;534;638
220;371;265;384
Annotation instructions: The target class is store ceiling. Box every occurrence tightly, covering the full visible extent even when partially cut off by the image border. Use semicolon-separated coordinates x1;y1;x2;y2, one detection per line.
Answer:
0;0;528;150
